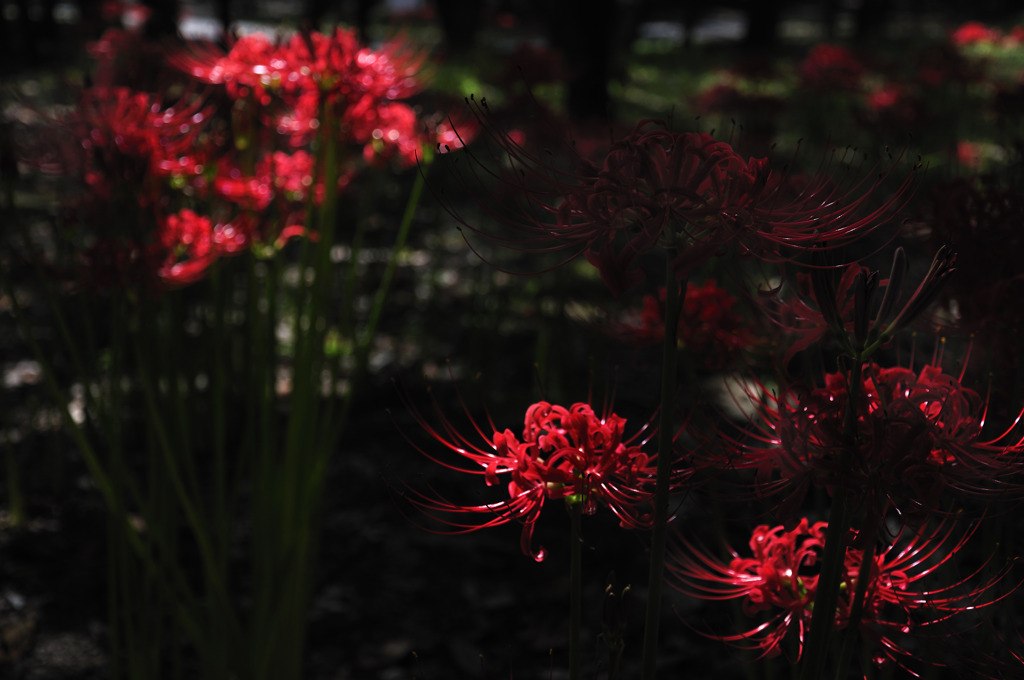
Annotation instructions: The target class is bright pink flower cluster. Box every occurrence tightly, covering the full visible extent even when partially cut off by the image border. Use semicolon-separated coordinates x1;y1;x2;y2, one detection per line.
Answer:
405;398;688;561
668;518;1011;670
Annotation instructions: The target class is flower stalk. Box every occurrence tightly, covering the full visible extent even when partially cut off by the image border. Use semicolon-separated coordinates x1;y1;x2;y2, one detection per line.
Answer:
642;243;685;680
798;354;864;680
569;499;584;680
834;535;879;678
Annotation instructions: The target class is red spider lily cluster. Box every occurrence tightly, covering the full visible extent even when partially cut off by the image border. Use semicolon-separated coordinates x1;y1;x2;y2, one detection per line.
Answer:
403;397;690;561
762;246;956;366
613;280;762;369
441;109;914;296
797;44;865;93
175;29;426;156
862;83;924;135
950;21;1024;48
49;26;465;291
667;518;1012;671
695;84;784;119
923;177;1024;398
721;362;1024;525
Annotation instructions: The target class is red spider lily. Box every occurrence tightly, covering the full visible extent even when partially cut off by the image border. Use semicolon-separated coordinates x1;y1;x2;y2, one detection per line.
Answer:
613;280;761;369
69;86;213;198
696;84;785;119
175;28;444;166
353;101;422;168
86;26;168;90
717;362;1024;525
925;177;1024;401
173;32;283;104
951;22;1002;48
438;107;915;296
798;44;864;93
401;393;689;561
174;29;424;142
156;209;217;287
764;246;956;365
861;83;924;135
667;517;1016;672
915;43;985;88
213;150;321;211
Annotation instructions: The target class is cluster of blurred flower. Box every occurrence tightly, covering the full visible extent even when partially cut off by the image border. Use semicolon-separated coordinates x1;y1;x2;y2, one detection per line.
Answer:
43;23;468;290
951;21;1024;48
695;21;1024;165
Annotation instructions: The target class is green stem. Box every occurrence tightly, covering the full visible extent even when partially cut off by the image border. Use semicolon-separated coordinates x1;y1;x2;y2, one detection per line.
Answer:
330;169;426;447
641;250;684;680
569;500;583;680
209;265;230;578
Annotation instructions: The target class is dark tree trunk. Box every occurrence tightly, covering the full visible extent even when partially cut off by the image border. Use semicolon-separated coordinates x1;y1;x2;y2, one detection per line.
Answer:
551;0;614;121
821;0;838;40
435;0;483;55
142;0;180;39
743;0;782;50
854;0;889;42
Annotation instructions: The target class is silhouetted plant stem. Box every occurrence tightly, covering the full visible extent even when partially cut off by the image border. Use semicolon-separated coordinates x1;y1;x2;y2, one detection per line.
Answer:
800;358;865;680
642;245;685;680
570;500;583;680
835;535;878;678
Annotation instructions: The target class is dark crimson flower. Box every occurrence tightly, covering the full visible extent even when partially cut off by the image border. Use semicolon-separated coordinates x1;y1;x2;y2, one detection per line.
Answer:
764;246;956;365
86;26;167;90
440;111;914;296
402;396;690;561
915;43;984;87
614;279;761;369
722;362;1024;524
79;237;161;292
499;42;565;87
70;86;212;194
923;177;1024;401
667;517;1014;671
861;83;924;134
695;83;784;119
798;44;864;93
